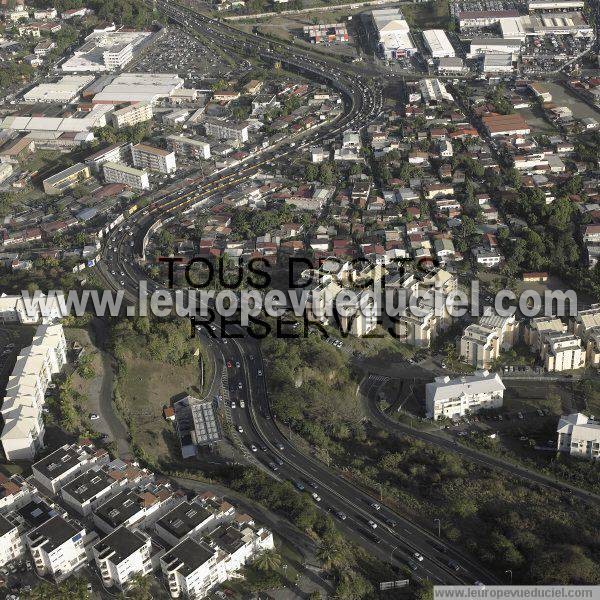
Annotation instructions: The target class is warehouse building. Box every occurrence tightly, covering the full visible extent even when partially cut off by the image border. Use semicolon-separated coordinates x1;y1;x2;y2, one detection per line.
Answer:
419;78;454;104
528;0;585;12
422;29;455;58
62;30;151;72
92;73;184;105
529;11;593;37
131;143;177;174
482;113;531;137
371;8;417;59
22;75;95;104
469;37;522;56
103;161;149;191
459;9;520;29
483;53;515;73
499;17;527;41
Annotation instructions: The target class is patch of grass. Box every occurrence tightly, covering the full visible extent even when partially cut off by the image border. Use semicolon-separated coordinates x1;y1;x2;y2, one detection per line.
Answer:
118;353;200;464
402;0;450;30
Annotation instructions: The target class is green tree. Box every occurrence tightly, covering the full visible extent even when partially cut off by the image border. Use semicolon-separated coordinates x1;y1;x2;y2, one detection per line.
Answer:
253;548;282;571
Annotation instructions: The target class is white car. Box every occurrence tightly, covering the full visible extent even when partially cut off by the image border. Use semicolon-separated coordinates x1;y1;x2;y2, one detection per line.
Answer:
257;370;263;376
89;413;100;420
414;552;424;562
368;520;377;529
250;444;257;452
237;425;244;433
371;502;381;510
311;492;321;502
239;400;245;409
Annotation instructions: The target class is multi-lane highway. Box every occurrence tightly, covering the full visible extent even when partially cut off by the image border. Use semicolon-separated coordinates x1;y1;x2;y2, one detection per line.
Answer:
93;1;501;587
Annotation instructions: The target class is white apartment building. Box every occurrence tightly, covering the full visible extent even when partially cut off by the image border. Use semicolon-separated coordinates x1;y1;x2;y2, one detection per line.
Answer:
426;371;505;420
459;310;518;369
61;466;125;516
525;316;567;352
419;78;454;104
131;143;177;174
572;305;600;367
93;527;153;590
1;324;67;461
0;292;65;324
111;102;153;129
204;118;249;143
103;161;150;191
161;537;220;599
0;514;24;567
155;500;216;547
167;135;211;160
337;291;378;337
32;442;110;494
541;332;585;372
557;413;600;460
27;515;87;582
84;143;129;173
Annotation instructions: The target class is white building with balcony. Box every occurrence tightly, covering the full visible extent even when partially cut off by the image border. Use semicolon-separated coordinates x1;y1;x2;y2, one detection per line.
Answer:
557;413;600;460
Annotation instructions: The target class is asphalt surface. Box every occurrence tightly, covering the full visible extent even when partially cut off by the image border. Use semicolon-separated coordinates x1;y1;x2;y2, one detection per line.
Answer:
92;1;501;587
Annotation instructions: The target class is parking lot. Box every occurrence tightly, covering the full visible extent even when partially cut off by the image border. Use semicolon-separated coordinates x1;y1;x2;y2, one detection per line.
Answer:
132;26;233;82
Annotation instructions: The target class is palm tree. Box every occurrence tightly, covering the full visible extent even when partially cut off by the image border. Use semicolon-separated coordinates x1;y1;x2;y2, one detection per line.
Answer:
317;536;350;571
253;548;282;572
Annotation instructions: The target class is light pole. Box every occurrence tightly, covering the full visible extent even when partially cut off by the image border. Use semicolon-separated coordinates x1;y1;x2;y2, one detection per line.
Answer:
505;569;513;584
434;518;441;537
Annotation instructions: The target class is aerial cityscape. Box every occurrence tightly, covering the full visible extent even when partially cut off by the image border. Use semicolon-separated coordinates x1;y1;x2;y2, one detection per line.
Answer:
0;0;599;598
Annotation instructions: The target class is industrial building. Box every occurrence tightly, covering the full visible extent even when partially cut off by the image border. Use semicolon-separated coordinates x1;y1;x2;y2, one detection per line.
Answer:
469;37;522;56
528;0;585;11
92;73;185;105
102;161;150;191
61;30;151;72
22;75;95;103
529;11;593;37
111;102;153;129
422;29;455;58
43;163;90;195
499;17;527;41
371;8;417;59
131;143;177;174
483;53;515;73
458;9;520;30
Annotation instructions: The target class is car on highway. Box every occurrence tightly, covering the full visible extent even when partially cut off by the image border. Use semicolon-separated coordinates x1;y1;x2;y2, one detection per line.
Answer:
385;518;397;528
413;552;424;562
268;462;278;471
230;401;236;409
277;442;285;451
448;560;460;572
370;502;381;510
311;492;321;502
237;425;244;433
336;511;347;520
250;444;257;452
367;519;377;529
294;481;305;491
407;560;418;571
238;382;242;389
257;370;262;376
364;530;381;544
227;361;232;368
239;400;245;408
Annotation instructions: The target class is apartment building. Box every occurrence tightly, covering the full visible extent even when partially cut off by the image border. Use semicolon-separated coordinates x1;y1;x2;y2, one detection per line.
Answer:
204;118;249;143
1;324;67;461
572;305;600;367
167;135;211;160
32;442;110;494
426;371;505;420
459;310;518;369
0;514;24;567
61;467;121;516
27;515;87;581
557;413;600;460
84;143;129;173
131;143;177;174
103;161;150;191
42;163;90;195
161;537;220;599
111;102;153;129
0;293;65;324
540;332;585;372
93;485;181;534
155;500;215;547
93;527;153;590
0;474;34;513
524;316;567;352
394;307;439;348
